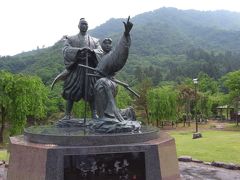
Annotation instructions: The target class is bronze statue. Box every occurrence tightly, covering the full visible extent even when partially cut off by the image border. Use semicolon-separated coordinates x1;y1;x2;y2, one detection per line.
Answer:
101;38;113;54
94;17;136;122
55;17;140;132
61;18;103;119
88;17;140;132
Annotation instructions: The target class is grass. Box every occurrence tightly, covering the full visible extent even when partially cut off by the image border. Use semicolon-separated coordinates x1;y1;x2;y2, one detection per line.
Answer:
0;150;9;162
170;130;240;164
224;123;240;131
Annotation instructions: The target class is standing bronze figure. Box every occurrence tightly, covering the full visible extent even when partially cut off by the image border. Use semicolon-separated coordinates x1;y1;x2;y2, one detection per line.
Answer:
61;18;103;119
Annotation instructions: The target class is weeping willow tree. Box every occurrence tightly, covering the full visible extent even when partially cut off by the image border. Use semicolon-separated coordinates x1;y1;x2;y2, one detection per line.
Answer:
0;71;48;142
116;86;133;109
147;86;178;127
72;100;91;118
134;79;153;124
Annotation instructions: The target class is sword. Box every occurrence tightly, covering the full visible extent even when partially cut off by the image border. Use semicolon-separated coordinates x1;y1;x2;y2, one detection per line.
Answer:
78;64;140;98
84;53;88;125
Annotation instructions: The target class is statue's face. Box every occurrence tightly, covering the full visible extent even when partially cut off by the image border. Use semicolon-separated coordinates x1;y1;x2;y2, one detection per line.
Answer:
79;21;88;33
102;41;112;53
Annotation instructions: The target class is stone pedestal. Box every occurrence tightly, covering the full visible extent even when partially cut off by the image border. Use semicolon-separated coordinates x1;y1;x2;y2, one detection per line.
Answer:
7;132;180;180
193;132;202;139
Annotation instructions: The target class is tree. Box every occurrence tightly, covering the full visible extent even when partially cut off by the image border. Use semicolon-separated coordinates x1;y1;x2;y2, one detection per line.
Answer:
134;79;153;124
177;83;195;126
0;71;48;142
222;70;240;94
208;93;229;118
196;92;211;120
222;70;240;125
198;72;218;94
152;68;162;86
72;100;91;118
116;86;133;109
134;66;145;82
45;85;65;116
147;86;178;127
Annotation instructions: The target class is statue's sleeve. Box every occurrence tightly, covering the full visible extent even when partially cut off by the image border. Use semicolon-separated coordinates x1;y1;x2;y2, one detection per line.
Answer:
91;37;103;62
97;34;131;76
62;37;80;70
93;39;103;54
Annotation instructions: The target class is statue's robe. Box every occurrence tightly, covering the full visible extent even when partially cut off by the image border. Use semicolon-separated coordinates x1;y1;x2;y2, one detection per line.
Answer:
62;33;103;102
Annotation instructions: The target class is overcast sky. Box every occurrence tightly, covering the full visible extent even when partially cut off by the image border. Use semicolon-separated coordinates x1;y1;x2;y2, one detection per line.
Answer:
0;0;239;56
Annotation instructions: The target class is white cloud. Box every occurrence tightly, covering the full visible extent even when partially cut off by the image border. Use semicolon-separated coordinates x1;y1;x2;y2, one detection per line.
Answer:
0;0;239;56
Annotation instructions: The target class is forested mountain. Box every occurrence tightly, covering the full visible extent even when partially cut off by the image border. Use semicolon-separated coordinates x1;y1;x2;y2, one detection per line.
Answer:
1;7;240;85
91;7;240;54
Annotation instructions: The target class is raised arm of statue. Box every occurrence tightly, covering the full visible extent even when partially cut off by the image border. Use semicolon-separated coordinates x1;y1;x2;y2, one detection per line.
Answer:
123;16;133;36
96;17;133;76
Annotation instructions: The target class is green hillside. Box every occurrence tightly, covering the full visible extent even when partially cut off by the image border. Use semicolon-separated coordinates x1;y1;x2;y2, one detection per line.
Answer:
91;8;240;54
1;7;240;85
0;41;64;84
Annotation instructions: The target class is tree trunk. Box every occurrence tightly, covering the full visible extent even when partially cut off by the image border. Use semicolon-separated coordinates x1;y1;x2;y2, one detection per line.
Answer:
145;107;150;125
187;115;191;127
187;100;191;127
226;107;229;120
0;107;5;144
236;98;239;126
237;115;239;126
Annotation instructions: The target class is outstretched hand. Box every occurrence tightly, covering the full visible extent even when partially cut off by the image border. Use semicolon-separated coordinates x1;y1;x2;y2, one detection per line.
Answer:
123;16;133;36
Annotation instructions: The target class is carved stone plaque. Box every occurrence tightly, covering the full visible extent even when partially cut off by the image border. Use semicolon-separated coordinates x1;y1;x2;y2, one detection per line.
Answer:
64;152;146;180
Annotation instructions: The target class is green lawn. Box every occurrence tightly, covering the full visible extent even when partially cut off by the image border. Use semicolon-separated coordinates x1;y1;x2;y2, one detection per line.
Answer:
0;150;9;162
170;130;240;164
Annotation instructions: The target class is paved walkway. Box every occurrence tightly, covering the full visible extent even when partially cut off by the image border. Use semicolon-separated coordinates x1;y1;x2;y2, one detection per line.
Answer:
0;165;6;180
1;162;240;180
180;162;240;180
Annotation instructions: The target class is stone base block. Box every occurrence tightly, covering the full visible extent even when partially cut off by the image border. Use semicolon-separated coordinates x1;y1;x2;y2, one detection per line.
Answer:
7;132;180;180
193;132;202;139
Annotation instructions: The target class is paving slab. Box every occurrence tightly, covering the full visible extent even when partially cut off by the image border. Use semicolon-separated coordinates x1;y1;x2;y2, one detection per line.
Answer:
180;161;240;180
